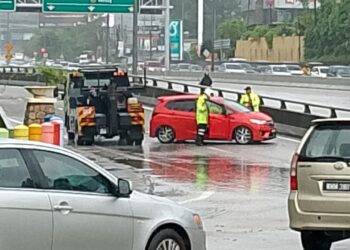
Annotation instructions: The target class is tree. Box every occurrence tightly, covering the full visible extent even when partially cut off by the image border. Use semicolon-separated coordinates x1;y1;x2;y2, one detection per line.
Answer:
217;19;247;52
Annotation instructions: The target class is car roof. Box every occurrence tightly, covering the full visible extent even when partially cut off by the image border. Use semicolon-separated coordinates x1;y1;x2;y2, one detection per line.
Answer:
158;94;223;102
312;118;350;124
0;139;68;150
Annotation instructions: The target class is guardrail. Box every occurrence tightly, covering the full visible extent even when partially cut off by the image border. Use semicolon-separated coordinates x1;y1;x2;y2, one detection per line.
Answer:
130;75;350;138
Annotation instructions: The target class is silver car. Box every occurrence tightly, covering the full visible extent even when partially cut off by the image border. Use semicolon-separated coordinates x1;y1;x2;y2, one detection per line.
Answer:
0;140;206;250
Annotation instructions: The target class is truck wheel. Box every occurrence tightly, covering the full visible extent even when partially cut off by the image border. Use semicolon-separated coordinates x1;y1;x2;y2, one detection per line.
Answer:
135;138;143;146
68;132;75;140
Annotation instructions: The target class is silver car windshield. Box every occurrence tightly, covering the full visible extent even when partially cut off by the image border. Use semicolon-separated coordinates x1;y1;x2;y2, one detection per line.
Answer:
300;124;350;161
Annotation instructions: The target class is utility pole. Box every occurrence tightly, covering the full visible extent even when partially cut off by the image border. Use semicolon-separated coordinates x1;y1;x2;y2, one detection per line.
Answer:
106;14;110;64
164;0;170;71
211;3;216;72
314;0;317;25
132;0;139;74
197;0;203;56
149;15;153;60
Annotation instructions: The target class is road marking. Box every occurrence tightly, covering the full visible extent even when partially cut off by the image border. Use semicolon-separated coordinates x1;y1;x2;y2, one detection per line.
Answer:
277;136;301;143
208;146;231;153
178;191;215;205
8;117;22;124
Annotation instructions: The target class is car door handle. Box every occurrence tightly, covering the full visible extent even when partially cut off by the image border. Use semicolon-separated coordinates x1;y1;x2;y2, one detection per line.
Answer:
53;205;73;211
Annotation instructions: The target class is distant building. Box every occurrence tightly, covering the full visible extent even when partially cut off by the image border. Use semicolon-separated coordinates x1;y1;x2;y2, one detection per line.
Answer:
242;0;320;25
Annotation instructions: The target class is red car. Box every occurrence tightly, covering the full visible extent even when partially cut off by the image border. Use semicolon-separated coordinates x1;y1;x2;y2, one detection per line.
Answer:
150;95;276;144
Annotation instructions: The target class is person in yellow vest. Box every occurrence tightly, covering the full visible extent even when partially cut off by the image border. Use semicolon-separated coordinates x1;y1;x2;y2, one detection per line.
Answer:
240;86;260;112
196;89;209;146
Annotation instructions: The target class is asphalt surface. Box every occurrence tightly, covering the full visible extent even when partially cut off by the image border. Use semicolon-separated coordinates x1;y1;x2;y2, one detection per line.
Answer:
2;85;350;249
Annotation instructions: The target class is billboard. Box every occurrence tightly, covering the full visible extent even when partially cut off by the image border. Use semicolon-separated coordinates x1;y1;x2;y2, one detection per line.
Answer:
169;20;183;61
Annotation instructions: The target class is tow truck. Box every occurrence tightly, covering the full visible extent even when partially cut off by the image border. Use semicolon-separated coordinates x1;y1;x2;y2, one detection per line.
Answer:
64;66;145;146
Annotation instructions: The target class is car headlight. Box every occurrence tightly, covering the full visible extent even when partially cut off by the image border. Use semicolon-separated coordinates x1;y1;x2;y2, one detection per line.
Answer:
193;214;203;230
249;119;267;125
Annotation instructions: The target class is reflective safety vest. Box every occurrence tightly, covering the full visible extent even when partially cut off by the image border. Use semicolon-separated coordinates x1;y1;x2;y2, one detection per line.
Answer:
196;94;209;125
240;92;260;112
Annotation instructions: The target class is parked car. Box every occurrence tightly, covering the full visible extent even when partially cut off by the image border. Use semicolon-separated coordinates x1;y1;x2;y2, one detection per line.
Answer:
256;65;271;74
268;65;292;76
237;63;258;74
144;61;166;73
177;63;192;72
219;63;246;74
286;65;303;75
310;66;329;78
288;119;350;250
0;139;206;250
150;95;276;145
190;64;203;72
327;66;350;78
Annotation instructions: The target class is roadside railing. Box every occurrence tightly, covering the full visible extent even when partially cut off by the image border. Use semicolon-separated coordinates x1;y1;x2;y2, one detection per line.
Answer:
130;75;350;119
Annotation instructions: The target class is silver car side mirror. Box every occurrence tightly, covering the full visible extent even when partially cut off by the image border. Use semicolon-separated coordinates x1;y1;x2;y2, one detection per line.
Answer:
117;179;133;197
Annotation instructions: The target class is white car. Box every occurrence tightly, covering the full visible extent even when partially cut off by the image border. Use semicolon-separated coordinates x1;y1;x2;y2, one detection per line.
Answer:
269;65;292;76
310;66;329;78
0;140;206;250
219;63;246;74
286;65;303;75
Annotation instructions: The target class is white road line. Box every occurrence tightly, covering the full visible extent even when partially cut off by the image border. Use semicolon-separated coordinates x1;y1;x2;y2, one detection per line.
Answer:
208;146;231;153
179;191;215;205
277;136;301;143
8;118;22;124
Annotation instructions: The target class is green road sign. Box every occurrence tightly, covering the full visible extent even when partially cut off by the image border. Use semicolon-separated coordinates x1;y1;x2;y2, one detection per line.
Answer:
42;0;133;13
0;0;15;12
169;20;183;61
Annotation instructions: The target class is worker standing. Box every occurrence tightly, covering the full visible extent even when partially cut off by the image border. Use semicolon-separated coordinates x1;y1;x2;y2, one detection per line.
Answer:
240;86;260;112
196;88;209;146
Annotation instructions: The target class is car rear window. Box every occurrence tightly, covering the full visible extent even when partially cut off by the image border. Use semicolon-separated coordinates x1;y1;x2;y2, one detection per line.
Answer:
166;100;195;112
300;124;350;161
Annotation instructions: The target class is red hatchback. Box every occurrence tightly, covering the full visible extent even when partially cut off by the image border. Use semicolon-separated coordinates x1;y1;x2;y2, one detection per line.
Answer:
150;95;276;144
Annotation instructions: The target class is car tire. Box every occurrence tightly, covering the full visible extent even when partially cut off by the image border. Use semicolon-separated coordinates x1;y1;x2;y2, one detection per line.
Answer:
234;126;253;145
157;126;175;144
148;229;187;250
301;231;332;250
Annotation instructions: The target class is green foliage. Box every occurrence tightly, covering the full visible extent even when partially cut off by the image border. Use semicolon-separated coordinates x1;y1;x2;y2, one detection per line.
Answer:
36;66;67;87
304;0;350;62
217;19;247;48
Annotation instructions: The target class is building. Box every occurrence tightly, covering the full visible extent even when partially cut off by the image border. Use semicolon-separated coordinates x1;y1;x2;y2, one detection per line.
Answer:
242;0;320;25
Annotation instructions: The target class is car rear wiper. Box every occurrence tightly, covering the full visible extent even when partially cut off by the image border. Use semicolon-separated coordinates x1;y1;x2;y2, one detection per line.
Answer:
301;156;350;162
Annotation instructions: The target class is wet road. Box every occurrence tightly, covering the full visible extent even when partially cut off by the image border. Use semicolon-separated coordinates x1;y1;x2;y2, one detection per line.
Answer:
2;86;350;249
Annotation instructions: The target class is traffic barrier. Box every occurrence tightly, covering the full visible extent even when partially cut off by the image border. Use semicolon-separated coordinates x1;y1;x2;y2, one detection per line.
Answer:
0;128;9;138
29;124;42;142
51;116;64;146
41;122;54;144
14;125;29;140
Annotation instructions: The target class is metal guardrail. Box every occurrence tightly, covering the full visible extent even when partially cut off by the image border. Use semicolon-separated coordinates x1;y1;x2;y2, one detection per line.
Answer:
0;66;36;74
130;75;350;118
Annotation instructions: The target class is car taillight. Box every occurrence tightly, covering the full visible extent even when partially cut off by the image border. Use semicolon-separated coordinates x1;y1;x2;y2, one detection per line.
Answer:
290;153;299;190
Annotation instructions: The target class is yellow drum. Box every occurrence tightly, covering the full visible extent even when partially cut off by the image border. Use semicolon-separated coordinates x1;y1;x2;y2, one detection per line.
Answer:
29;124;42;142
14;125;29;140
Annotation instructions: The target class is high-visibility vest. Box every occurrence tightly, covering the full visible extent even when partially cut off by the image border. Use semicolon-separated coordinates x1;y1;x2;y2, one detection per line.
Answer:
240;92;260;112
196;94;209;125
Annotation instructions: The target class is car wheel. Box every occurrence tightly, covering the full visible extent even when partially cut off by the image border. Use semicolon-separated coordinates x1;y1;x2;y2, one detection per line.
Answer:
301;231;332;250
148;229;187;250
234;126;253;144
157;126;175;144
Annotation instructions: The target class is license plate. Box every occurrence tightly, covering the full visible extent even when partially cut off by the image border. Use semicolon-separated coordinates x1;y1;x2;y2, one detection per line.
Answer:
324;182;350;191
100;128;107;135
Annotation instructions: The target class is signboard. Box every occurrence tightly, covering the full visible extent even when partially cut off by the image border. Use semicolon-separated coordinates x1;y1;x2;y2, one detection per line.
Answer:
0;0;15;12
169;20;183;61
214;39;231;50
42;0;134;13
